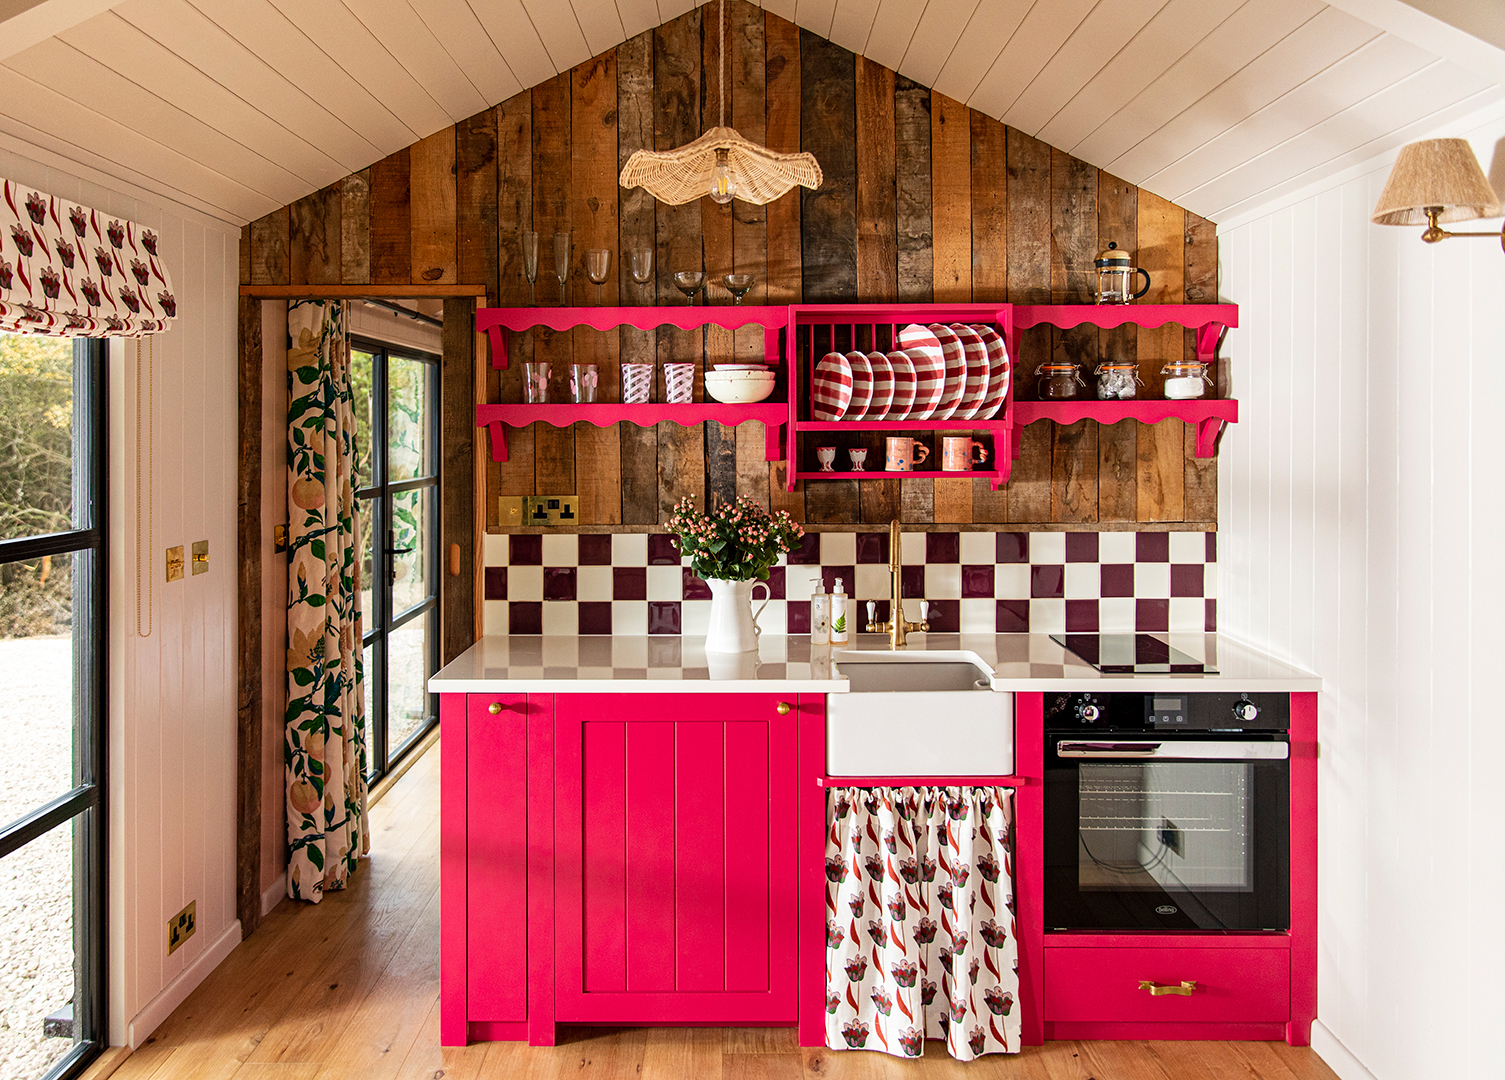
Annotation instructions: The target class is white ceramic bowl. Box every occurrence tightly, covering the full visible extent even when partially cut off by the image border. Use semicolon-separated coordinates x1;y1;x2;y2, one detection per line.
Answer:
705;369;777;404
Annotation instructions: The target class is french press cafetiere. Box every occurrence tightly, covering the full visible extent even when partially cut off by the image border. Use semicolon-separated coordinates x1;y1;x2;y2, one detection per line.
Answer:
1094;241;1151;304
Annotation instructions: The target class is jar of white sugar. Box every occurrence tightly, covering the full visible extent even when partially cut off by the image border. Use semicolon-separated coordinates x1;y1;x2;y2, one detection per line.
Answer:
1161;360;1211;400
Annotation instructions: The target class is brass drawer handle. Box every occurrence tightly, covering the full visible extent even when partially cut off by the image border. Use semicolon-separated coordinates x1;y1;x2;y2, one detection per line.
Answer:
1139;980;1197;997
487;702;505;715
775;702;791;715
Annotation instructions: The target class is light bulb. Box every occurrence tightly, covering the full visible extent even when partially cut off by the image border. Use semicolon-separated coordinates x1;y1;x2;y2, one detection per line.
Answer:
709;148;735;204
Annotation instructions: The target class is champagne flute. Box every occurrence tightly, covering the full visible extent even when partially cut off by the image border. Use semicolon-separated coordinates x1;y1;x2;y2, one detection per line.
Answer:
629;249;654;300
586;249;611;306
673;270;704;304
723;273;754;305
522;231;539;305
553;231;571;306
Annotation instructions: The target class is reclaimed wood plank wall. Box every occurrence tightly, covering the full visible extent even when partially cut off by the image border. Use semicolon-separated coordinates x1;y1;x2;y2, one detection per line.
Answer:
241;2;1219;532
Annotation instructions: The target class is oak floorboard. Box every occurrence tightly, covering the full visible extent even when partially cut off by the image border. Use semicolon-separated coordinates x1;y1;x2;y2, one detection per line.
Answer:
109;741;1336;1080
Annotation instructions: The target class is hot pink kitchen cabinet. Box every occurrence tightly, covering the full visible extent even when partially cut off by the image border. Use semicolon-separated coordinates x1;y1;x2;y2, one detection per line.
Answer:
442;690;808;1046
554;694;799;1024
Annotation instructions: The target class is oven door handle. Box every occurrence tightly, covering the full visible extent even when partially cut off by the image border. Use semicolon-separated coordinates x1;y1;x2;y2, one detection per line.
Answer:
1056;740;1289;760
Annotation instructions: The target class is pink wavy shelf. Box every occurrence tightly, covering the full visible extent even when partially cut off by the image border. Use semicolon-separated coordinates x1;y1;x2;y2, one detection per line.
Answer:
1009;304;1237;363
476;402;786;464
477;305;788;370
1012;399;1238;458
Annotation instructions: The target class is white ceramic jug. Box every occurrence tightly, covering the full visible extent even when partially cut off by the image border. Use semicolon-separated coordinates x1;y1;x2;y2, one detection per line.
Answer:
704;578;772;654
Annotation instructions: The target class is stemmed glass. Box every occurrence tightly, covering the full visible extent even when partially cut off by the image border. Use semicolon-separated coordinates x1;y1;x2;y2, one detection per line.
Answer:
673;270;704;304
521;231;539;304
586;249;611;306
723;273;754;304
553;231;571;306
629;249;654;300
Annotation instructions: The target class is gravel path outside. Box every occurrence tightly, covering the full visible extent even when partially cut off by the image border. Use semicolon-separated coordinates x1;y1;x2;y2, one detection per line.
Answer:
0;636;78;1080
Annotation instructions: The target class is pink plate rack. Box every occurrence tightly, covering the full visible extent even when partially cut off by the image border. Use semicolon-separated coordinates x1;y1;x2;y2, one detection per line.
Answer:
783;303;1019;490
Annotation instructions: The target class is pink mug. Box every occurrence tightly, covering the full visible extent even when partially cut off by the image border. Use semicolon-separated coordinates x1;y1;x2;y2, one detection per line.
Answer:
885;437;929;472
941;437;988;472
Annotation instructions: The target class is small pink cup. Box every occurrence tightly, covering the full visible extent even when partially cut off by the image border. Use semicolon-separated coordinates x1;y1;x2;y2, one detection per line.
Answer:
664;362;695;404
885;437;929;472
941;437;988;472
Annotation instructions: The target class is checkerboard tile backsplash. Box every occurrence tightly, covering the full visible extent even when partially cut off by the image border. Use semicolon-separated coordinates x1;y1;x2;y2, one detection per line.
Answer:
483;531;1217;636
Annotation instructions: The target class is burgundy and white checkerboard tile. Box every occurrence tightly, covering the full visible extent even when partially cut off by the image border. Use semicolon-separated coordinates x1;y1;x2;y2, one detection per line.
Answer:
483;530;1217;636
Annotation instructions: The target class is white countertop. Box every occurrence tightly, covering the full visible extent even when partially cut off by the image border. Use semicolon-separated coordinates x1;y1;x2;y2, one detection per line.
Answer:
429;633;1321;694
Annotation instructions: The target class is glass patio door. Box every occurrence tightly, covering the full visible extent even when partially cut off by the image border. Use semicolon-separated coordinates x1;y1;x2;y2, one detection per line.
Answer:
0;333;105;1080
351;337;439;784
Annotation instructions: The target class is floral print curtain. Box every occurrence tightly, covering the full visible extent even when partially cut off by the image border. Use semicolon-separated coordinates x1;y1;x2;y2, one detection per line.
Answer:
285;300;368;902
0;178;175;336
825;786;1020;1061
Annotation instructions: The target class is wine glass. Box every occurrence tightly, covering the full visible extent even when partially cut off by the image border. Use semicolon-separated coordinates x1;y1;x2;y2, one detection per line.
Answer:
673;270;704;304
723;273;754;304
586;249;611;306
521;231;539;305
553;231;571;306
629;249;654;300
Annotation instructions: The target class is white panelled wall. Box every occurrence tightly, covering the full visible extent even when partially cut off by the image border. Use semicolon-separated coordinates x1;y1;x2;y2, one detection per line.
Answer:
1219;111;1505;1080
0;144;241;1047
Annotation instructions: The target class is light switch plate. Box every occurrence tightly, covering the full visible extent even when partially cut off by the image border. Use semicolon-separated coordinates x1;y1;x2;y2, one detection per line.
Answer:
191;540;209;575
165;546;184;582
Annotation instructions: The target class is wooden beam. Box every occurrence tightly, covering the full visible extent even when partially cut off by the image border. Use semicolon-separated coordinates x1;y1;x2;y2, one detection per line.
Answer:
236;293;263;939
239;284;488;297
441;298;476;665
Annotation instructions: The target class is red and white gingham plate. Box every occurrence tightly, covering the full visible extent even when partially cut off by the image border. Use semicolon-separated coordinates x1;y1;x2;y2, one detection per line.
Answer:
895;325;945;419
812;351;853;421
866;352;894;420
927;324;968;420
886;351;917;420
845;351;874;419
975;326;1011;419
949;324;990;420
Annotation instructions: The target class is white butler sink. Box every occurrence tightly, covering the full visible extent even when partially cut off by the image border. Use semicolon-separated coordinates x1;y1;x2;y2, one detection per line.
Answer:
826;650;1014;776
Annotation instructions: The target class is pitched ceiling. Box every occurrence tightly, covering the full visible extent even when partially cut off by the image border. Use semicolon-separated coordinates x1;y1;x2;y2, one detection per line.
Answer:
1;0;1500;227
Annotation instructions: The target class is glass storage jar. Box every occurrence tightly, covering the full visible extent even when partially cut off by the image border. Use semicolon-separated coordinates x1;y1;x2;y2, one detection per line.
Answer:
1095;361;1142;400
1036;362;1085;400
1161;360;1212;400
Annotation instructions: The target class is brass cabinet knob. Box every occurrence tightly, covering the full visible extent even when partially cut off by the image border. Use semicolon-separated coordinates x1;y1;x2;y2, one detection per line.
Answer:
487;702;504;715
775;702;791;715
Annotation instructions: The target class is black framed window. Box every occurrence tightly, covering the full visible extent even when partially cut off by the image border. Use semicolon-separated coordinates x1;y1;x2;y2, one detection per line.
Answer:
0;333;105;1080
350;337;439;783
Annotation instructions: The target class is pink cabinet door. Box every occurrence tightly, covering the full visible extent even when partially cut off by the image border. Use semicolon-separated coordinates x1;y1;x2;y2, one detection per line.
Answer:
555;694;798;1024
465;694;528;1023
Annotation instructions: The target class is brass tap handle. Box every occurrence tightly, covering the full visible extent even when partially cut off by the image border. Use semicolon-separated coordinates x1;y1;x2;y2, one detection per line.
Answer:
1138;980;1197;997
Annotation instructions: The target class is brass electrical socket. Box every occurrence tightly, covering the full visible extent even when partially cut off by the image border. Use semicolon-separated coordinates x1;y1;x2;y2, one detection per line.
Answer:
500;495;579;527
165;546;184;581
167;900;195;955
191;540;209;575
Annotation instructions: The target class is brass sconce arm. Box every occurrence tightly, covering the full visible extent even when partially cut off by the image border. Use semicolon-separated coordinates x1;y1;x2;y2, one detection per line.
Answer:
1419;206;1505;251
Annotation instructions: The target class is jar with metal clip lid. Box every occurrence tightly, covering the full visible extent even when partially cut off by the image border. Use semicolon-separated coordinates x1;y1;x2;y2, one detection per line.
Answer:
1161;360;1212;400
1094;361;1142;400
1036;362;1085;400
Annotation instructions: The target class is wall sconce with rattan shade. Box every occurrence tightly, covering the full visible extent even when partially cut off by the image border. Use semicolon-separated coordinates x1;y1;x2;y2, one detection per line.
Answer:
1372;138;1504;249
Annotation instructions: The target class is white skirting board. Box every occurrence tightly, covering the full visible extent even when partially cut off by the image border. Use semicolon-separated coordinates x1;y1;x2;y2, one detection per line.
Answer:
1312;1020;1381;1080
261;873;287;918
125;921;241;1049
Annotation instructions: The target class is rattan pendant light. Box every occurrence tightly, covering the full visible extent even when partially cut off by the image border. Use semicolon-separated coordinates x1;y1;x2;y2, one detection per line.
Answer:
619;0;822;206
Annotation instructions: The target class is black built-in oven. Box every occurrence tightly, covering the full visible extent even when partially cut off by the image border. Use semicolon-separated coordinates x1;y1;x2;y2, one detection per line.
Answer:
1044;691;1290;932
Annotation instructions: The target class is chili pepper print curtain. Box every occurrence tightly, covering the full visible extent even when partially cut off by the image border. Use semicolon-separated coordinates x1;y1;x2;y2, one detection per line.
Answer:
825;786;1021;1061
285;299;368;903
0;178;175;336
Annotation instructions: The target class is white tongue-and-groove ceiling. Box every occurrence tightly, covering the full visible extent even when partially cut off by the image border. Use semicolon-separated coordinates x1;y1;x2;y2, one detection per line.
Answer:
0;0;1500;228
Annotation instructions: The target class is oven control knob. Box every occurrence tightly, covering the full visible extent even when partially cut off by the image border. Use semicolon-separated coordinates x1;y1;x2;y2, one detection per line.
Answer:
1234;702;1260;722
1079;704;1100;722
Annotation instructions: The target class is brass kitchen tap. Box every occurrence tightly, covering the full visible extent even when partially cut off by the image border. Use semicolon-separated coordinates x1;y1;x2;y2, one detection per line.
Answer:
865;519;929;649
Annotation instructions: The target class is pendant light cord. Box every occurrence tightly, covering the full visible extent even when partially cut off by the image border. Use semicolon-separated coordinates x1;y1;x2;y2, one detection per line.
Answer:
718;0;726;129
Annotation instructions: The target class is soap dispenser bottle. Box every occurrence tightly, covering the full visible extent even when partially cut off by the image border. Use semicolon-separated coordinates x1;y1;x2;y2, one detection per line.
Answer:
810;585;831;646
830;578;849;645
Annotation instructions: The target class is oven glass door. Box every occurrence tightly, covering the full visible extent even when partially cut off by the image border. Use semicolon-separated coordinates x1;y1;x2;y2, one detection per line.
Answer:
1045;735;1290;931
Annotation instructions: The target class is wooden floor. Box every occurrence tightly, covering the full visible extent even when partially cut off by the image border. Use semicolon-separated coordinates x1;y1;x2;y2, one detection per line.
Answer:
109;740;1340;1080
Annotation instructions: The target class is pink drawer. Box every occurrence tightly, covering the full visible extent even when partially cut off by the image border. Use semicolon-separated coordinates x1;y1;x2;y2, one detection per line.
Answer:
1045;945;1289;1024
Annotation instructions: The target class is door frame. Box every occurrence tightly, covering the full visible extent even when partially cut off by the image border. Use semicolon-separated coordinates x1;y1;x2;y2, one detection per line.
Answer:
236;283;486;935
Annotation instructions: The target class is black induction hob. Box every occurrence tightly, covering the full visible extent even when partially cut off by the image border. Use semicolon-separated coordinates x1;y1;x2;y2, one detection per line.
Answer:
1049;633;1218;674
